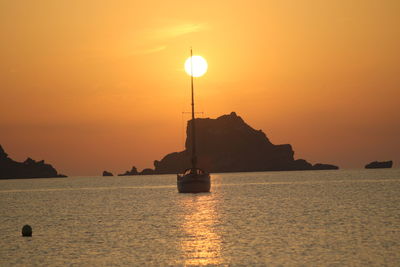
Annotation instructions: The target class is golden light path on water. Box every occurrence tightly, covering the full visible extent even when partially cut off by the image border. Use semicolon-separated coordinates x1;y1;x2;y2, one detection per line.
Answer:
178;194;222;266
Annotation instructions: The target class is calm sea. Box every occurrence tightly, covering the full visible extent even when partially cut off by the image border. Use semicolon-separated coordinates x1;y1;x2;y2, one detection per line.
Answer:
1;169;399;266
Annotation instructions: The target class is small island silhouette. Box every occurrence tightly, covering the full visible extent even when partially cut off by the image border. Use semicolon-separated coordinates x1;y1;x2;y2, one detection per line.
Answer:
0;145;66;179
102;171;114;176
365;161;393;169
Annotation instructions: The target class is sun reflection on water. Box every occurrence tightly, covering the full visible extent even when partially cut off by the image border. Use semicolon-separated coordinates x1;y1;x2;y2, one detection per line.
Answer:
178;193;223;266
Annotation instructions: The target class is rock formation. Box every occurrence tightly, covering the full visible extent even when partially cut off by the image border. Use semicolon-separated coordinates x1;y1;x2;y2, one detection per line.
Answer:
365;161;393;169
102;171;113;176
313;163;339;170
139;168;155;175
149;112;338;174
0;145;67;179
118;166;138;176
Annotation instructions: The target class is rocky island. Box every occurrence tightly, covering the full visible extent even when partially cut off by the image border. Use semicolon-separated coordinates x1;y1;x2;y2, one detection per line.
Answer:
365;161;393;169
0;145;66;179
123;112;339;174
118;166;139;176
118;166;155;176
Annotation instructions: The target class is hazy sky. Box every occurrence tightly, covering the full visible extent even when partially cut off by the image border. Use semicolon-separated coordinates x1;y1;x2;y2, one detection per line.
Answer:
1;0;399;175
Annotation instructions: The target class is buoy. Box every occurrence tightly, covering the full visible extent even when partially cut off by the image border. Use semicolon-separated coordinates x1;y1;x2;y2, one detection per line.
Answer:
22;225;32;237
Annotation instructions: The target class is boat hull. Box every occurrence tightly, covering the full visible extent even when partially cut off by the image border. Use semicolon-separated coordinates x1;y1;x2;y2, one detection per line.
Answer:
177;173;211;193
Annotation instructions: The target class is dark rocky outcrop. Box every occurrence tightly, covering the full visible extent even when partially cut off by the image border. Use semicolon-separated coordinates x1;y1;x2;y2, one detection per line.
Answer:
117;166;155;176
139;168;155;175
365;161;393;169
0;145;66;179
145;112;338;174
313;163;339;170
118;166;138;176
102;171;113;176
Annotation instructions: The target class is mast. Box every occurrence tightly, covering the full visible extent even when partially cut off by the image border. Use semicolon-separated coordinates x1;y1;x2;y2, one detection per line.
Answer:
190;48;197;170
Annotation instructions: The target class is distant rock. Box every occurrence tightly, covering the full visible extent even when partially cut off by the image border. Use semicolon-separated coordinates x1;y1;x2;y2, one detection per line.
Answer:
117;166;155;176
290;159;313;170
143;112;339;174
0;145;67;179
313;163;339;170
102;171;113;176
140;168;155;175
118;166;138;176
365;161;393;169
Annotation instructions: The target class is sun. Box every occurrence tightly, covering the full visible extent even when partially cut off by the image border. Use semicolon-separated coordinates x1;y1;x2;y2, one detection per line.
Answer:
184;55;208;77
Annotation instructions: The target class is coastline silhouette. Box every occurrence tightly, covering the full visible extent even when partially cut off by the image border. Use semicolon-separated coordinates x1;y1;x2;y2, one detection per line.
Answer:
3;113;397;179
0;145;66;179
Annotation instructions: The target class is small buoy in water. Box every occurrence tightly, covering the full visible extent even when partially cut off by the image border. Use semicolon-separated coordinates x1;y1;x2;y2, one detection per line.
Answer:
22;225;32;237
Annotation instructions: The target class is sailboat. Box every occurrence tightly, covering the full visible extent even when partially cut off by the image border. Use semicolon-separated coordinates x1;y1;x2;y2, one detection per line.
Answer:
177;49;211;193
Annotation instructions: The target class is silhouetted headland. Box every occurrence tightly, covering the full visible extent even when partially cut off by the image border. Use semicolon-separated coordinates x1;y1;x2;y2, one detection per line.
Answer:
102;171;113;176
123;112;339;174
0;145;67;179
365;160;393;169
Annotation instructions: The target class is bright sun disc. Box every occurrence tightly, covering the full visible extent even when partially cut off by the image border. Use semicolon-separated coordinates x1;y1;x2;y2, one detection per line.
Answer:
184;55;208;77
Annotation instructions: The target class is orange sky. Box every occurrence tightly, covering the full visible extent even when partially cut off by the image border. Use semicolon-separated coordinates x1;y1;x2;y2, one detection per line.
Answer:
1;0;399;175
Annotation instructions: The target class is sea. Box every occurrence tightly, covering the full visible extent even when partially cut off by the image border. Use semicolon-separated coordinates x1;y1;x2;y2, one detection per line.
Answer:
1;169;399;266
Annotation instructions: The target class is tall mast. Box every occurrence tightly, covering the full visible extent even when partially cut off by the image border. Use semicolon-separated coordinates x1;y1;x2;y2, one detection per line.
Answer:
190;48;197;170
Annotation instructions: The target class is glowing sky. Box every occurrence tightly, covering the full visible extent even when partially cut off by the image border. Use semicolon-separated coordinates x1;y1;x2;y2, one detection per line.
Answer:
1;0;399;175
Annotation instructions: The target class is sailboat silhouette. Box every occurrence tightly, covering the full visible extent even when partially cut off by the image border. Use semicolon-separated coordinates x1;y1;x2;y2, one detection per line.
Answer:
177;49;211;193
